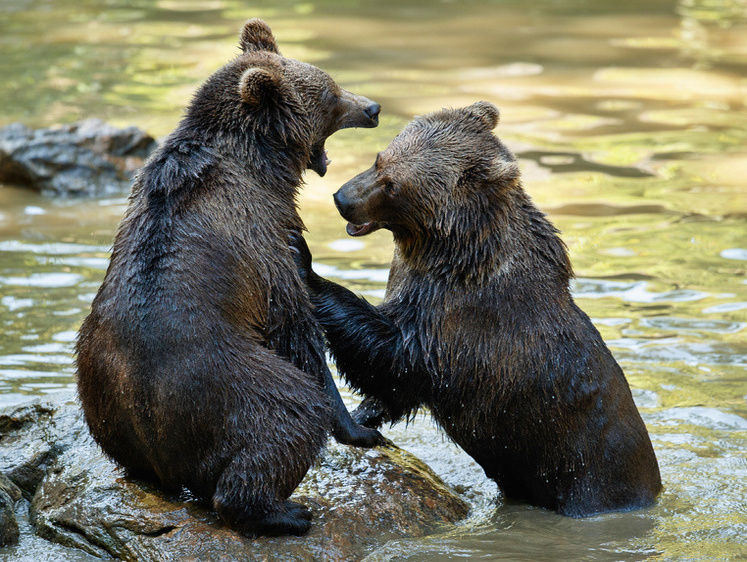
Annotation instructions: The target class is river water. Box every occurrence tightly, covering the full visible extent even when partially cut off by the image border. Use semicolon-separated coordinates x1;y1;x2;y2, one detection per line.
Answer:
1;1;746;560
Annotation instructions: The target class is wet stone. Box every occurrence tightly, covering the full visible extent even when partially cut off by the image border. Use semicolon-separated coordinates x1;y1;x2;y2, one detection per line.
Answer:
0;479;20;547
0;473;22;505
0;396;84;500
0;119;157;197
0;394;469;561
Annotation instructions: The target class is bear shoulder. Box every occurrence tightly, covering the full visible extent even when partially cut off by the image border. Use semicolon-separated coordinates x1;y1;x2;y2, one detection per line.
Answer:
138;140;218;199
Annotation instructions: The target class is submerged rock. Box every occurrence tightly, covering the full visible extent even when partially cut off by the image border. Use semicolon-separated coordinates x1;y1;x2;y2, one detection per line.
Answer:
0;119;157;197
0;394;469;561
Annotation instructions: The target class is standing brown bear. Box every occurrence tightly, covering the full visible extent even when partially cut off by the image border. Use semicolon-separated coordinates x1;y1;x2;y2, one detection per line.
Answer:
291;101;662;517
76;19;383;538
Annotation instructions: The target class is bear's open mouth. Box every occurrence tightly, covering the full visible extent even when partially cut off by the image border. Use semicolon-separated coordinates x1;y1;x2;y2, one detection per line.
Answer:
346;222;379;237
308;143;331;177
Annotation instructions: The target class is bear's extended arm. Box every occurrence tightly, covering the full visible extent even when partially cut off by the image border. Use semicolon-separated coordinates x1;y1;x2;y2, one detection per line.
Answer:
265;243;383;447
310;277;420;424
289;232;422;423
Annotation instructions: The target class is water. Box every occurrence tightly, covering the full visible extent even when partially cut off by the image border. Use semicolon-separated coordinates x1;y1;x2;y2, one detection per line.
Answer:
1;0;746;560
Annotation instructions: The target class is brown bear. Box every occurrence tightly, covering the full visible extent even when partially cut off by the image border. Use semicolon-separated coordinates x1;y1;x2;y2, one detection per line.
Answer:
290;101;663;517
76;19;383;538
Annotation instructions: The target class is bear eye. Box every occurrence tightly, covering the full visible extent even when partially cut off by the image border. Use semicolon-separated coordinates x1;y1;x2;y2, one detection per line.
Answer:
383;181;396;197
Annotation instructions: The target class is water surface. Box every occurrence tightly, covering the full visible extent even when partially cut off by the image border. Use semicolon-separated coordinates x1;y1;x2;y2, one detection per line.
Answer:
1;1;746;560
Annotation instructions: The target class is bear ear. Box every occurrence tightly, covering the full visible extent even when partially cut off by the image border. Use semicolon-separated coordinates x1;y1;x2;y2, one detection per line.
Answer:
239;67;282;106
467;101;500;129
239;18;280;54
487;158;520;185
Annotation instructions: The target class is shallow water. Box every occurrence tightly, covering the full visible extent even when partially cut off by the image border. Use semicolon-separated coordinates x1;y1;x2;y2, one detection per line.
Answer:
1;0;746;560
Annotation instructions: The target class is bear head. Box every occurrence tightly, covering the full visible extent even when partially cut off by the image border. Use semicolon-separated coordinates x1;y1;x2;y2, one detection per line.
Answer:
185;19;380;177
333;101;520;239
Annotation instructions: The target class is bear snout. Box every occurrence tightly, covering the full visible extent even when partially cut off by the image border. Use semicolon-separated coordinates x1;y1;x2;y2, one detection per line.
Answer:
337;90;381;129
334;172;372;223
334;174;382;237
333;190;353;219
365;102;381;123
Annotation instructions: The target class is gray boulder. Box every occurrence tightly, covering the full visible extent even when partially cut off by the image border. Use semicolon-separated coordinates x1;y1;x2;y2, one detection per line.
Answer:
0;394;469;560
0;119;157;196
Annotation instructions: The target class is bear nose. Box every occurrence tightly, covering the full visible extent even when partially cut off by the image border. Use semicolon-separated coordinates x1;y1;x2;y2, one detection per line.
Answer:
333;190;352;218
365;103;381;120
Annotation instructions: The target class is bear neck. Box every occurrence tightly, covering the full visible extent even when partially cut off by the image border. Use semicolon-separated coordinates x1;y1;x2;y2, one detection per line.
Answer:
395;183;573;288
176;108;311;196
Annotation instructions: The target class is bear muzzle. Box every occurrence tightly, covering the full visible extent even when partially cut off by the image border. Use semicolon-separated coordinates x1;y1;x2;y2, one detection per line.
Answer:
334;173;382;237
336;90;381;130
307;94;380;176
363;102;382;126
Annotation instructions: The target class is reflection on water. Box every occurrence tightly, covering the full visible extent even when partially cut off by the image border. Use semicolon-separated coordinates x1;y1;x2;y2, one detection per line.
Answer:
1;0;746;560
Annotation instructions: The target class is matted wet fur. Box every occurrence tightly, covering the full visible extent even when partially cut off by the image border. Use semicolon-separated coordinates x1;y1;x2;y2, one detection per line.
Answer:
76;19;382;538
291;101;662;517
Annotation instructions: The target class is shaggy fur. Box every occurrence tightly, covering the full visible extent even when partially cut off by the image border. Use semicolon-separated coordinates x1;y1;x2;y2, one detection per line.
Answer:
77;19;382;538
291;101;662;517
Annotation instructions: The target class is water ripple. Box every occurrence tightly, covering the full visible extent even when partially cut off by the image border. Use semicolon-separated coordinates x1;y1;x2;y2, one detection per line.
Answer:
649;407;747;431
720;248;747;260
313;262;390;284
572;279;710;303
0;240;111;255
639;317;746;335
0;272;83;288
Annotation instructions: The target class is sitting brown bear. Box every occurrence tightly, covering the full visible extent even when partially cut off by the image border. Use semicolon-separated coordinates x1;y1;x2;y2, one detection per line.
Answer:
76;19;383;537
291;101;662;517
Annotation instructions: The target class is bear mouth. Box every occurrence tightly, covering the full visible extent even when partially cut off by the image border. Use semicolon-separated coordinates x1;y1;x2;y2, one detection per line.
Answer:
346;222;380;237
308;143;331;177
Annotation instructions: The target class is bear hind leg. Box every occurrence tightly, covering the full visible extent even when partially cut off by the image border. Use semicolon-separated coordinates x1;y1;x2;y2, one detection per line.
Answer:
266;500;313;534
214;494;313;537
212;455;313;537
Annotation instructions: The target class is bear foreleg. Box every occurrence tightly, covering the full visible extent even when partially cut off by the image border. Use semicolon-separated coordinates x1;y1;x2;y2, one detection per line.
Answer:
290;231;422;422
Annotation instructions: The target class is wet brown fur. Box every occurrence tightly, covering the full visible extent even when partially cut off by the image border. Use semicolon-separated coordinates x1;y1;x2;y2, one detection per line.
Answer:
292;102;662;517
76;19;382;538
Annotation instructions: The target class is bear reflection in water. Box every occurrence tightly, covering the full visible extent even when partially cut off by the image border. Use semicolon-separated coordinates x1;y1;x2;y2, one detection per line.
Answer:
76;19;382;538
291;101;662;517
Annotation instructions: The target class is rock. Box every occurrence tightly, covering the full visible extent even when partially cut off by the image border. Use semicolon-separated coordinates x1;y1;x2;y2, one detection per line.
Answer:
0;488;19;547
0;473;21;547
0;472;22;546
0;119;157;196
0;394;469;560
0;473;22;504
0;471;22;546
0;396;83;499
